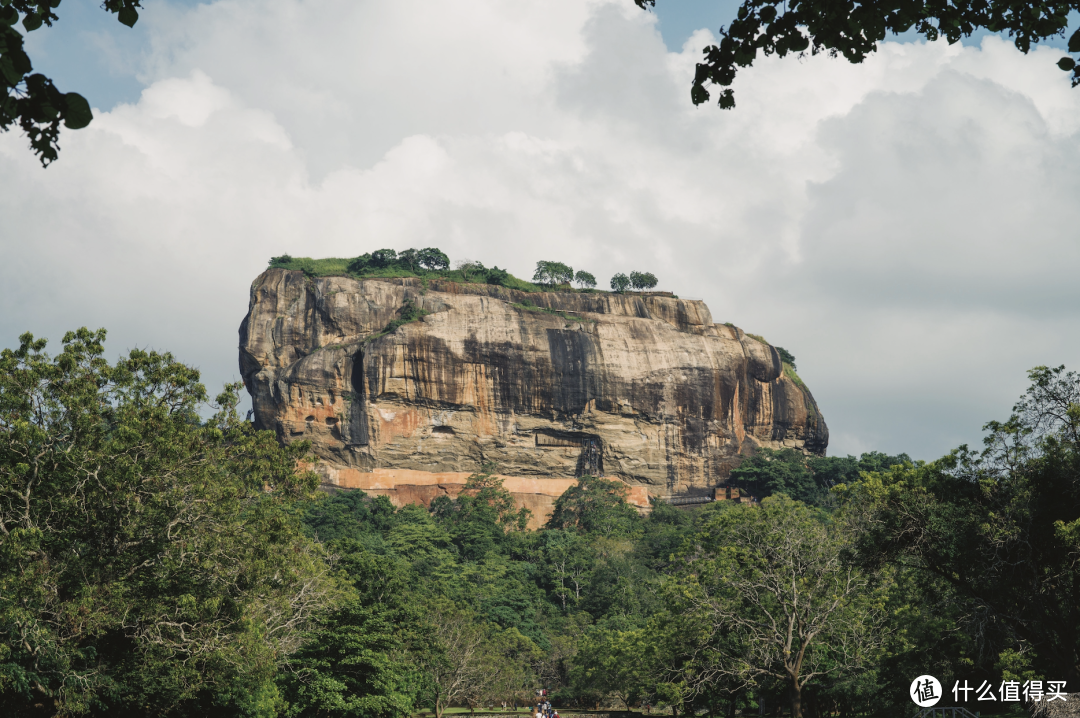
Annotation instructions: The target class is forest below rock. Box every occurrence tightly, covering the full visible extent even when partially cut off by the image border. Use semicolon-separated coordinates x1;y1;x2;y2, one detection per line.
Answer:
1;330;1078;718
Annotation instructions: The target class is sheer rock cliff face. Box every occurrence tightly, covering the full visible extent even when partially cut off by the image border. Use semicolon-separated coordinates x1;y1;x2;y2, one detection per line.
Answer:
239;269;828;525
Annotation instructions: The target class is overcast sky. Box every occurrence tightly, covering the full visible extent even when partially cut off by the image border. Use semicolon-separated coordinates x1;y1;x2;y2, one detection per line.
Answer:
3;0;1079;461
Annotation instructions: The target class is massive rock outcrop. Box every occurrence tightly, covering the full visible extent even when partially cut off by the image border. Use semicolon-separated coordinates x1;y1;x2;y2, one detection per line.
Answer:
239;269;828;525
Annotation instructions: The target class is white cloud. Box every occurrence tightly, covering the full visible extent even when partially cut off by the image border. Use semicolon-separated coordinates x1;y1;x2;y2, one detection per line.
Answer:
1;0;1078;460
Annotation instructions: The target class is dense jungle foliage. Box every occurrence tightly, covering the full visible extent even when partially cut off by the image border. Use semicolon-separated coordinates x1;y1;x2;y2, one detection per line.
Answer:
1;329;1078;718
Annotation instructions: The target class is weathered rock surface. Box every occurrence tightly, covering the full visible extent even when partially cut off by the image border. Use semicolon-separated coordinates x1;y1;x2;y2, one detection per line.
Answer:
239;270;828;524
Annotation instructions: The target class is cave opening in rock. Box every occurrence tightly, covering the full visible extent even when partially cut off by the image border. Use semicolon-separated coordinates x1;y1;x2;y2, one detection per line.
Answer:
535;430;604;477
432;425;455;435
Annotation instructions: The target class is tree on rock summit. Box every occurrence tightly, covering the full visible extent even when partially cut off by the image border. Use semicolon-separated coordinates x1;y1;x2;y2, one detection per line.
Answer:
533;261;574;287
610;273;630;293
574;270;597;289
629;271;658;291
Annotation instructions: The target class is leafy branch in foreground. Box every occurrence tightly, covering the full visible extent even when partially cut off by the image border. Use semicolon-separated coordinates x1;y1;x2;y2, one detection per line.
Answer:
2;1;143;165
637;0;1080;108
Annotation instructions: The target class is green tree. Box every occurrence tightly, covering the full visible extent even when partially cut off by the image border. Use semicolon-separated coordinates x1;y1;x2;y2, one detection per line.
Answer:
609;273;631;293
629;271;658;291
486;266;511;286
462;626;541;712
841;365;1080;687
281;600;417;718
546;475;640;537
542;529;596;610
775;346;796;370
636;0;1080;109
347;252;373;274
384;505;457;584
533;261;574;287
417;248;450;271
804;451;911;495
572;620;653;709
0;328;335;716
437;468;531;561
636;499;694;572
280;545;420;718
371;249;398;268
574;270;597;289
729;448;911;507
300;489;397;546
671;497;887;718
415;601;490;718
397;248;420;272
728;447;821;503
579;536;659;623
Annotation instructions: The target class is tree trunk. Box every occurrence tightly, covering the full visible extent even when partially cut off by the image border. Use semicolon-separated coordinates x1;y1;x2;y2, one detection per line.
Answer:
436;695;444;718
790;681;804;718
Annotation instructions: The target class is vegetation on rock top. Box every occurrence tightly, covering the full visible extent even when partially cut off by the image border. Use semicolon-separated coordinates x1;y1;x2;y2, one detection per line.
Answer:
268;252;666;298
268;251;541;293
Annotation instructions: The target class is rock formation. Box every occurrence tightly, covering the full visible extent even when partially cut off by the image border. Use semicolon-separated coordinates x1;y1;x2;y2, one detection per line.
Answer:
239;269;828;525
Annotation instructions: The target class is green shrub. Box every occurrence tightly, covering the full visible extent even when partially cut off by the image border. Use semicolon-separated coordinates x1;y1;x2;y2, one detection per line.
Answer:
265;253;545;293
485;266;510;286
378;298;429;336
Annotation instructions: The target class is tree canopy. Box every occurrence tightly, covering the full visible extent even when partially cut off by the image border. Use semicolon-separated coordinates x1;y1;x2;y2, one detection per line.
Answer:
840;365;1080;686
637;0;1080;108
629;271;658;291
5;325;1078;717
728;448;912;506
669;496;888;718
533;261;575;287
573;270;597;289
0;328;334;716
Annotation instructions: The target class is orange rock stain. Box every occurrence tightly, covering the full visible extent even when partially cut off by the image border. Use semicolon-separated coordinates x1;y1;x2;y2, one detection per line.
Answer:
316;466;652;529
373;406;424;443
